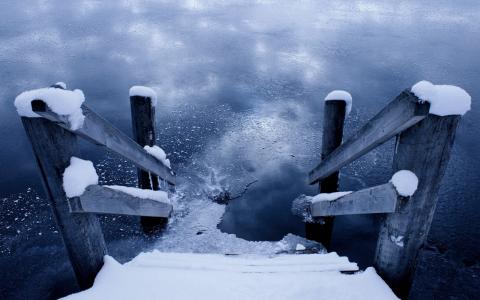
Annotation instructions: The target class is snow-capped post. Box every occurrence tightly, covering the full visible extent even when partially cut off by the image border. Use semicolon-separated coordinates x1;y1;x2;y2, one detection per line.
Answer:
129;86;167;232
306;91;351;249
374;81;471;298
20;86;107;290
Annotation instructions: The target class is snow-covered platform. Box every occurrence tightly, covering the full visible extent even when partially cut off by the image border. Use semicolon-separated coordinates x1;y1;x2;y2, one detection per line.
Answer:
63;252;398;300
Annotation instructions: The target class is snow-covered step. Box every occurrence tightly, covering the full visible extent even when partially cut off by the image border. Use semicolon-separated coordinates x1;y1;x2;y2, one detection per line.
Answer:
62;252;399;300
129;251;358;273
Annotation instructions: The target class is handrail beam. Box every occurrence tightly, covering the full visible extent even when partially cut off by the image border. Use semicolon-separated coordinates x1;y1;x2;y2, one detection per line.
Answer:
69;185;172;217
310;183;399;217
308;91;429;184
31;100;176;185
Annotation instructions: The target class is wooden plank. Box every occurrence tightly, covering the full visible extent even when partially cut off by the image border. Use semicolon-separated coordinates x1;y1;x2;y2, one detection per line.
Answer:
374;114;461;298
310;183;398;217
30;100;176;185
308;91;430;184
68;185;172;218
306;100;346;249
21;117;107;290
130;95;167;231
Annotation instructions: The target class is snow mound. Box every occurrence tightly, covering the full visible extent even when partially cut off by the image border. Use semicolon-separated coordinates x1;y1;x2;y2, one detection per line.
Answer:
296;243;306;251
154;190;324;255
324;90;353;115
55;82;67;89
144;145;171;169
390;170;418;197
411;81;471;116
310;191;352;204
128;251;358;273
104;185;170;204
129;86;158;106
63;157;99;198
14;85;86;130
61;253;398;300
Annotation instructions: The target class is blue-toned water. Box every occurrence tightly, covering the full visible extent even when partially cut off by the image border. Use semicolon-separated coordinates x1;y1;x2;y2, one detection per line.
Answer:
1;1;479;299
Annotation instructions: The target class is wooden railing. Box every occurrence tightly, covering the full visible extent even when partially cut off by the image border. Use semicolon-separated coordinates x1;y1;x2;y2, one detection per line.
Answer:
306;89;461;298
20;84;176;290
308;91;429;184
31;101;175;184
310;183;399;216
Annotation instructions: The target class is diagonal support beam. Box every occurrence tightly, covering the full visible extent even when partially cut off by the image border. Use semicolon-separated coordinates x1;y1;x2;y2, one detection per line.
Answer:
31;100;175;185
310;183;399;217
68;185;172;218
308;91;429;184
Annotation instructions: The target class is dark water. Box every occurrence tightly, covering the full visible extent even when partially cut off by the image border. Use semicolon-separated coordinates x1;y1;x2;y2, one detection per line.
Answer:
1;1;479;299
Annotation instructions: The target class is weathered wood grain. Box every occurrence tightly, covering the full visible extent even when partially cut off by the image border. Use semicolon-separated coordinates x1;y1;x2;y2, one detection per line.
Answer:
308;91;429;184
31;100;175;185
130;95;169;231
21;117;106;290
68;185;172;218
130;95;159;190
306;100;346;249
374;114;460;298
310;183;398;217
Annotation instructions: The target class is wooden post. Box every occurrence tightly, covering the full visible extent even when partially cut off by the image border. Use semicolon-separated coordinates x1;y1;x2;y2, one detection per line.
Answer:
306;100;346;249
130;95;166;232
374;114;460;298
21;116;107;290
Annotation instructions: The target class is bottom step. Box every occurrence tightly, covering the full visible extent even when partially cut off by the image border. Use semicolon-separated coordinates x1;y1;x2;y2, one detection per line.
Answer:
62;252;398;300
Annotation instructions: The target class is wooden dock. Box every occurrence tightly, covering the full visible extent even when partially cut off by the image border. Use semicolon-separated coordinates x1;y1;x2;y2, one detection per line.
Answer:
18;83;465;299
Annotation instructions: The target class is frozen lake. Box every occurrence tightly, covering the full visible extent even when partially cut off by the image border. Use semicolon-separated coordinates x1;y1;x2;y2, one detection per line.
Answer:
0;1;479;299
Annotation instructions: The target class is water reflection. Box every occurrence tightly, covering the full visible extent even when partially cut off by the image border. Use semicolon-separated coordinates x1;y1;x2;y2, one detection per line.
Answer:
0;1;479;298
